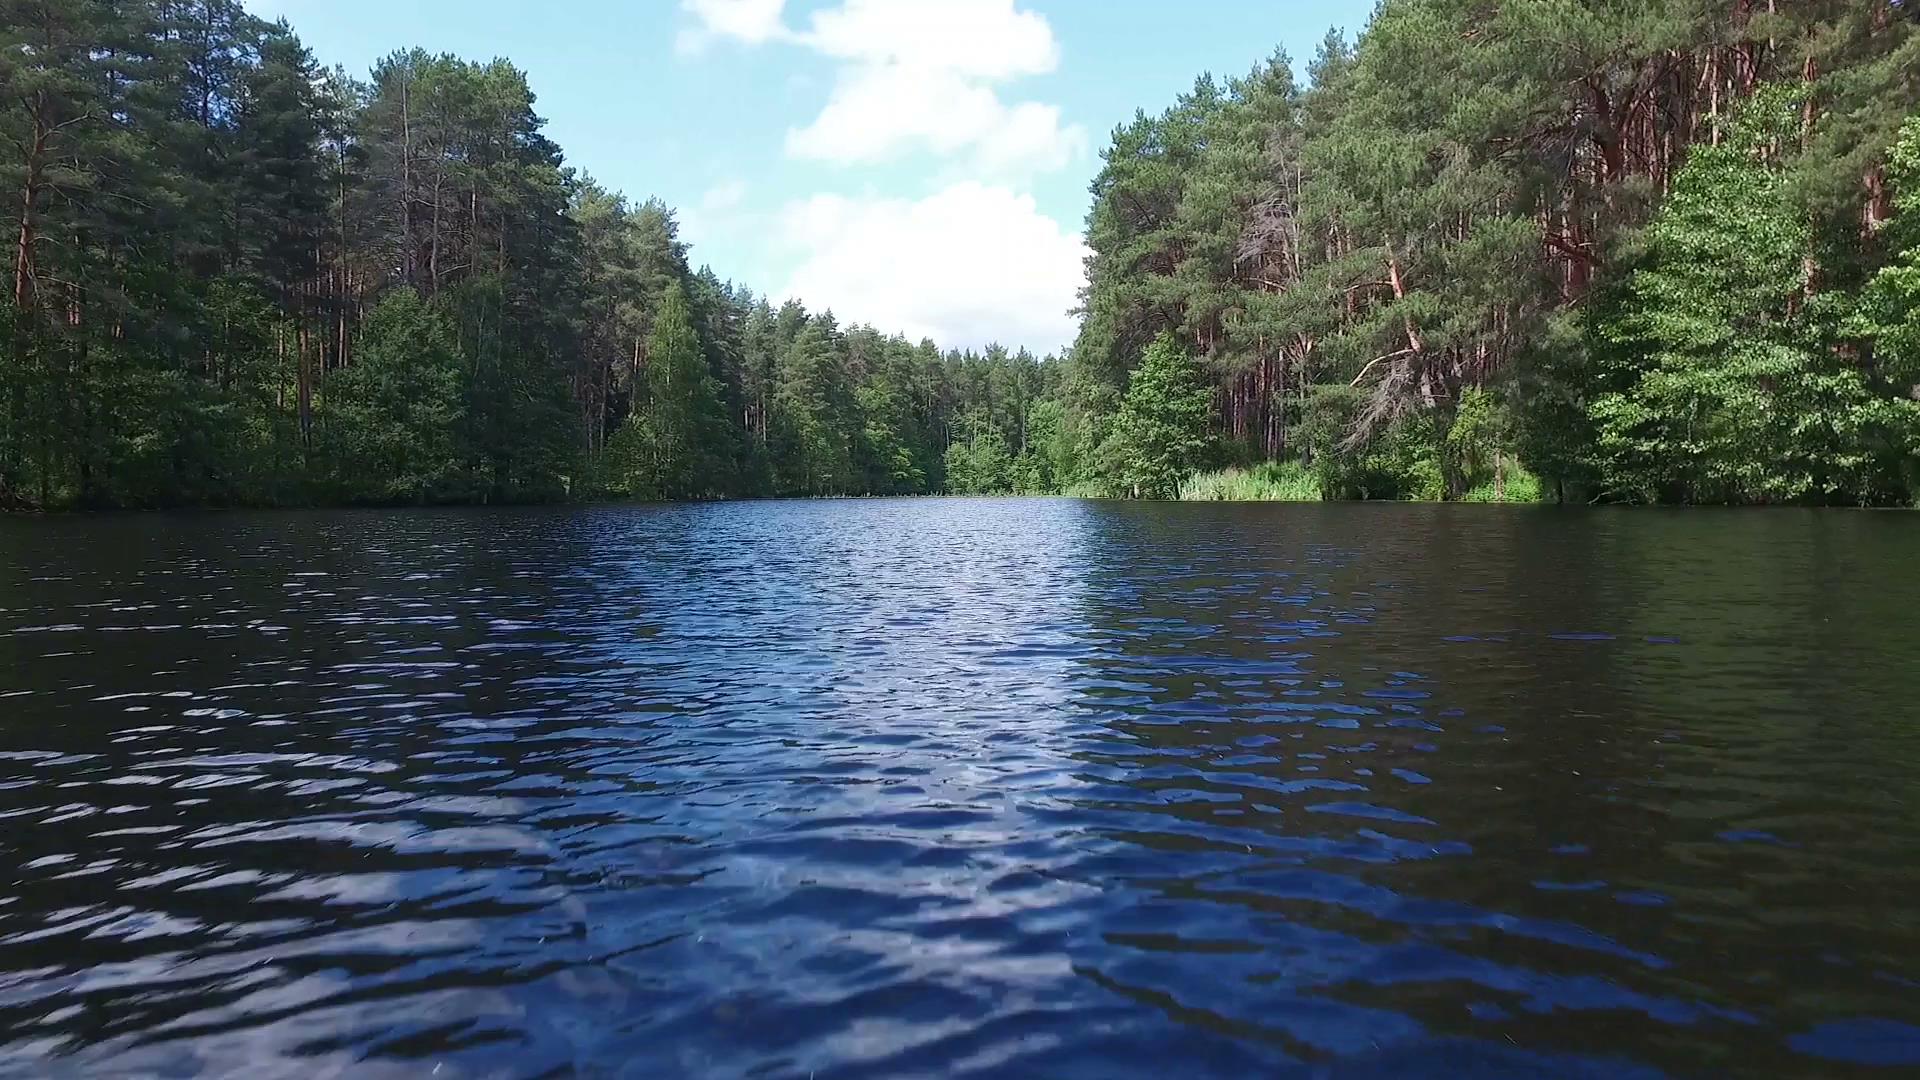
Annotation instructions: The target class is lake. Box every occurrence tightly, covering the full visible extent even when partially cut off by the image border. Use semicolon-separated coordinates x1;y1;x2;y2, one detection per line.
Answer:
2;499;1918;1077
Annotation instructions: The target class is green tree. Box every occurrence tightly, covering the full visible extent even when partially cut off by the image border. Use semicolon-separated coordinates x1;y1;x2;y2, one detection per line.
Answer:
443;274;581;502
856;369;924;495
1856;115;1920;394
606;283;729;499
772;317;856;495
1106;335;1214;498
1849;112;1920;497
943;413;1013;495
323;289;465;502
1588;88;1910;504
6;0;1915;511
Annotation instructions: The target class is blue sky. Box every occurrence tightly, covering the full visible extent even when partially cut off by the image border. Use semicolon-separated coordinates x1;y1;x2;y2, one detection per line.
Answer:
247;0;1372;354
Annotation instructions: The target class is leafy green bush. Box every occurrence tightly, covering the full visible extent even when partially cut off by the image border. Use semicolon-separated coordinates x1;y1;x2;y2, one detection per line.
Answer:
1461;463;1546;503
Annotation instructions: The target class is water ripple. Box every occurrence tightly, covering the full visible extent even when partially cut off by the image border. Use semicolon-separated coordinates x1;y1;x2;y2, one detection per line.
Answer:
1;500;1917;1077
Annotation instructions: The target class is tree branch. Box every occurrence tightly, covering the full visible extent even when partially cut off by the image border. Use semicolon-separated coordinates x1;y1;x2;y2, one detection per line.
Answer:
1349;347;1417;388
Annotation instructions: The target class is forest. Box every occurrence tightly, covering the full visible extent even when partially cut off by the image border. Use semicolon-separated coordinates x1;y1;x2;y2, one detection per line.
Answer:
2;0;1918;508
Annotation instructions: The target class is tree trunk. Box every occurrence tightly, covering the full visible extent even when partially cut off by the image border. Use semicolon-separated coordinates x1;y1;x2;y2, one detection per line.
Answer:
1386;245;1425;355
400;75;415;287
14;95;49;311
1866;167;1894;235
429;172;441;295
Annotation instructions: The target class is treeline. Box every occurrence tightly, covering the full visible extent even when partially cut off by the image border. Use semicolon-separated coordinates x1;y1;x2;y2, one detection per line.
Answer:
0;0;1063;508
1053;0;1920;503
5;2;1919;510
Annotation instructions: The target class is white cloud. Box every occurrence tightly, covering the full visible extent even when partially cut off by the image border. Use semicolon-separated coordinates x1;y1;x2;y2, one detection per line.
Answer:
680;0;1090;352
701;178;749;213
979;102;1081;174
785;64;1083;174
801;0;1057;79
676;0;789;53
778;182;1088;354
683;0;1084;176
679;179;753;247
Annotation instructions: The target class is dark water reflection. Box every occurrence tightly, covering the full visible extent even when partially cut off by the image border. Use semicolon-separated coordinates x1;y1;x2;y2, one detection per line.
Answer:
2;500;1918;1077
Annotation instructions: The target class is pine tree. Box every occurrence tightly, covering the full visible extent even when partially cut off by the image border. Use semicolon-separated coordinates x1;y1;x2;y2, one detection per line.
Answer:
323;289;465;502
1106;334;1214;498
605;283;728;499
772;317;855;495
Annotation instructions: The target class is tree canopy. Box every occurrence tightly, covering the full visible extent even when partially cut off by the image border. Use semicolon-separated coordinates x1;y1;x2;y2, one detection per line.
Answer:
1062;0;1920;504
3;0;1916;508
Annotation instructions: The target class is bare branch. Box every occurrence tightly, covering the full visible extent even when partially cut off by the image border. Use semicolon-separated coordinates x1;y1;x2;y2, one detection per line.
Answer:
1349;348;1417;388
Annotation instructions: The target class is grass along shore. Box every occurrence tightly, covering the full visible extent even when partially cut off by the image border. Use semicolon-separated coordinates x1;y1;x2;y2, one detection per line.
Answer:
1177;462;1546;503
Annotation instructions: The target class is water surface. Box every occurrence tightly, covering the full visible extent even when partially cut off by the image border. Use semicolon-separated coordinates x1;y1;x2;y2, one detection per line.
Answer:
2;500;1918;1077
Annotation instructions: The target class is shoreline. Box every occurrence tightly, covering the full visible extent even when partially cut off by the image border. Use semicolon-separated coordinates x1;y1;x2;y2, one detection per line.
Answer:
6;494;1915;517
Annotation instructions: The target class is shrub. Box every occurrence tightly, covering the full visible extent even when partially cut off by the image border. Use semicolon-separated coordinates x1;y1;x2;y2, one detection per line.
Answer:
1179;461;1322;501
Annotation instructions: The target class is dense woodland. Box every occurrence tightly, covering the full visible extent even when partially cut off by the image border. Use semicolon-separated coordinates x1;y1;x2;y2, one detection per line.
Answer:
3;1;1918;508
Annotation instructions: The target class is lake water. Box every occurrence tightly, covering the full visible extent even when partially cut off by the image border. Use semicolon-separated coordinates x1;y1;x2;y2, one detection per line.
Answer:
2;499;1919;1077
